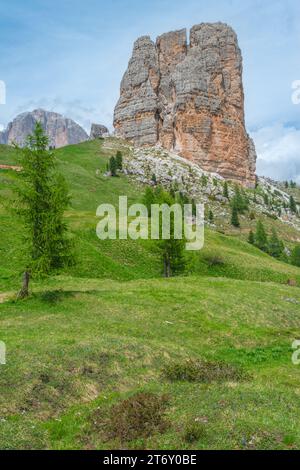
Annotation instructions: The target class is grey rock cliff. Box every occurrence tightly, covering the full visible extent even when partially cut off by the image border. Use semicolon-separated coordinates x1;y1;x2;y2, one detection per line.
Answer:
90;123;109;139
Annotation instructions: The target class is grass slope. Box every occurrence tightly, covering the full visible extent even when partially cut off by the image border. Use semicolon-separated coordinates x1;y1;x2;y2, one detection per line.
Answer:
0;140;300;450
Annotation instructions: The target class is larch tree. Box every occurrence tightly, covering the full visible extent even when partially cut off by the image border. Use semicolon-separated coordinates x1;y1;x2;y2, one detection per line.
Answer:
14;123;74;298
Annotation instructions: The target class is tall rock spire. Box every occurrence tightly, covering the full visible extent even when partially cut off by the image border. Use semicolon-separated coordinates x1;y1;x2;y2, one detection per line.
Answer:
114;23;257;187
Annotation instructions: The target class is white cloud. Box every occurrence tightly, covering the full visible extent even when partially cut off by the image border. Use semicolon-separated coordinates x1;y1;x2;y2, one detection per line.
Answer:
251;123;300;183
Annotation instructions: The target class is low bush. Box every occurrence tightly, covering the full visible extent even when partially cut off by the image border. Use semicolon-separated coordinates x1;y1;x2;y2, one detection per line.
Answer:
163;359;248;383
203;254;225;267
93;392;170;443
183;420;206;444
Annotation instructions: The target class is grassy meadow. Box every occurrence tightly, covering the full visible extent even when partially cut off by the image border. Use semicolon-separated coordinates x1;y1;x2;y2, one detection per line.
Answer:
0;139;300;450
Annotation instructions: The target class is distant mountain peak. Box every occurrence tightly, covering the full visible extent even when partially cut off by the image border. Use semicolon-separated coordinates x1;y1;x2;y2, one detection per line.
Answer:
0;109;89;148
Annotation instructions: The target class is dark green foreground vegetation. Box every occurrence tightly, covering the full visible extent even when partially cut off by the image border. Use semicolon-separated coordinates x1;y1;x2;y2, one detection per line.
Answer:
0;140;300;449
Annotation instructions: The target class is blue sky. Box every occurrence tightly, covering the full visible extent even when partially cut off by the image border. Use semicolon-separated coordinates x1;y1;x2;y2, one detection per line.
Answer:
0;0;300;181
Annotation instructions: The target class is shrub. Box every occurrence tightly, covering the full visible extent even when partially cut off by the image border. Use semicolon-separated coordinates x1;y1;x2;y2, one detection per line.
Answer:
203;254;225;267
162;359;248;383
248;230;255;245
183;421;206;444
93;392;170;443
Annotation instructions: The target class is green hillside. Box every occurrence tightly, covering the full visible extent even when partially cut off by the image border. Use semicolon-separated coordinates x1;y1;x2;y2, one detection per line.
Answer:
0;140;300;450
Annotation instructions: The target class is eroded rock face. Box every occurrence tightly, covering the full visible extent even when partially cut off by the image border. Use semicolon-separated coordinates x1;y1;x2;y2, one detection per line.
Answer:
90;123;109;139
114;23;257;187
0;109;88;148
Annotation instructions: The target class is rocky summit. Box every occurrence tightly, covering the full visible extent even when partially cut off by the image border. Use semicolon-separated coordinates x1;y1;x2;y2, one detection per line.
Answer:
114;23;257;187
0;109;89;148
90;123;110;139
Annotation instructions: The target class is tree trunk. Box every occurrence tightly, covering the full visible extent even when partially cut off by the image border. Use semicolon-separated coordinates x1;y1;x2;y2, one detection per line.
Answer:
163;255;171;278
18;271;30;299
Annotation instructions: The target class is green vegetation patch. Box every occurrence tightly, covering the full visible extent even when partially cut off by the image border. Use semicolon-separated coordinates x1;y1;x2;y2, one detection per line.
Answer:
162;359;249;383
91;392;170;443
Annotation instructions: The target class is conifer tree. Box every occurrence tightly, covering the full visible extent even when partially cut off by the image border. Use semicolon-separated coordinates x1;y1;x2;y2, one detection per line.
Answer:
201;174;208;187
177;191;190;208
231;204;240;227
109;156;117;176
157;192;186;278
291;245;300;267
143;186;156;217
191;199;197;217
248;230;255;245
115;151;123;170
254;220;268;252
231;185;248;214
14;123;73;298
160;230;186;278
151;174;157;185
268;228;284;258
208;210;214;224
289;195;297;213
263;193;269;206
223;181;229;199
241;188;249;211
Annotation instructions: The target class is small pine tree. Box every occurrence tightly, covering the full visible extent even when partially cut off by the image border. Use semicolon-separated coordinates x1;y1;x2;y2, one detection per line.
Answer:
231;204;240;227
223;181;229;199
115;151;123;170
208;210;214;224
160;235;186;278
248;230;255;245
241;189;249;211
201;174;208;187
178;192;190;208
151;174;157;185
291;245;300;267
268;228;284;259
14;123;74;298
231;185;248;214
143;186;156;217
263;193;269;206
289;195;297;213
255;220;268;252
109;156;117;176
157;192;186;278
191;199;197;217
285;181;289;189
